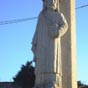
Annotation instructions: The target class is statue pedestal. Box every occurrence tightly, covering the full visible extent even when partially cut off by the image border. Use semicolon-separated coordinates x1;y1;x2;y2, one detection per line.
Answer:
33;73;62;88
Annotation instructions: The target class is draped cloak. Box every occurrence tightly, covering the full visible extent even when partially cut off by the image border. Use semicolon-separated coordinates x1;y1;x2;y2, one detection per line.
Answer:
32;11;68;77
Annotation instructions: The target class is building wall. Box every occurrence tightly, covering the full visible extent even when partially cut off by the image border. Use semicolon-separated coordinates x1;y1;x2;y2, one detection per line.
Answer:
0;82;20;88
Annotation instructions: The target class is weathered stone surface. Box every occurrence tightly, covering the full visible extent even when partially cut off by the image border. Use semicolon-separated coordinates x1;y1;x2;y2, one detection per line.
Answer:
60;0;77;88
31;0;77;88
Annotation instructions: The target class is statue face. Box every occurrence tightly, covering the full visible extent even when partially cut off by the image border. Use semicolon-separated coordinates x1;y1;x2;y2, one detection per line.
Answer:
44;0;58;10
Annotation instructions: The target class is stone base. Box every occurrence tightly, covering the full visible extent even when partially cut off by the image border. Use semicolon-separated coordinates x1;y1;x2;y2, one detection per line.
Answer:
33;83;60;88
33;73;62;88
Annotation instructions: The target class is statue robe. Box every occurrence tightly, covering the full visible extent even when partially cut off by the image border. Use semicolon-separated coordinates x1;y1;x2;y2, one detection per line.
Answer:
32;11;68;86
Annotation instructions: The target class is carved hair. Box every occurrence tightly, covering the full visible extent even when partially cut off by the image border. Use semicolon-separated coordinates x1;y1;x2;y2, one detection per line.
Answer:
42;0;61;13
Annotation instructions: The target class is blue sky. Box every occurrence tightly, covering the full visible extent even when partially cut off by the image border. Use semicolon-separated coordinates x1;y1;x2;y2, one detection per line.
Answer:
0;0;88;84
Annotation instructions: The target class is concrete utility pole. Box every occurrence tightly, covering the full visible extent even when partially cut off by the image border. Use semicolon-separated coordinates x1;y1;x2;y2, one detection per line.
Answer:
60;0;77;88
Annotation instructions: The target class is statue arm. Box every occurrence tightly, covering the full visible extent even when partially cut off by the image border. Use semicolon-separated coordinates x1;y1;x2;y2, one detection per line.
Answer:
59;13;68;37
31;21;39;62
31;27;38;55
31;13;42;61
31;13;41;54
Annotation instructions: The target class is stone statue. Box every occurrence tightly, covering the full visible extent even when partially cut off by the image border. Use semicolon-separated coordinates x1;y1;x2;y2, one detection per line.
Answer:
31;0;68;87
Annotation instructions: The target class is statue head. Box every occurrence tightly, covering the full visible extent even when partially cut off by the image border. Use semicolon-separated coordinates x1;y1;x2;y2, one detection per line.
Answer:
42;0;61;12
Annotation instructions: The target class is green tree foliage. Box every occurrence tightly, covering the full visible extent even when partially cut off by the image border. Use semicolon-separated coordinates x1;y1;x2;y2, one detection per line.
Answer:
78;81;85;87
13;61;35;88
78;81;88;88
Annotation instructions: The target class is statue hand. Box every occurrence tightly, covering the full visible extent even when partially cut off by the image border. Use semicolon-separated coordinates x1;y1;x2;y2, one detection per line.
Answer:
48;23;59;38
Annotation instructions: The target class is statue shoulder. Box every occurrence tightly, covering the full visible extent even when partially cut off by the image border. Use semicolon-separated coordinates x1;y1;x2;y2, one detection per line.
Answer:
57;11;63;16
57;11;66;20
